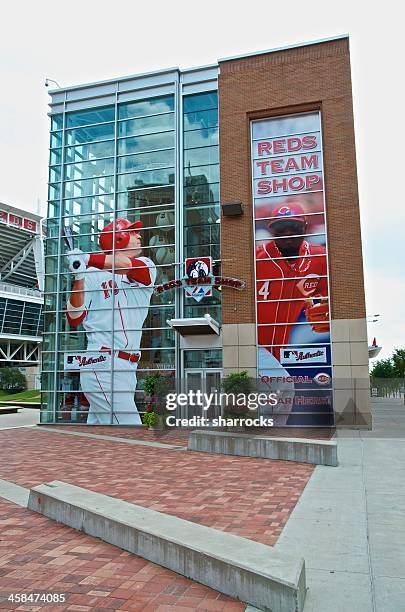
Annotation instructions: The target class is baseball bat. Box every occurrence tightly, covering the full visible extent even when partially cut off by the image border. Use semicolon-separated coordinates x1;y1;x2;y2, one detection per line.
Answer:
63;226;81;269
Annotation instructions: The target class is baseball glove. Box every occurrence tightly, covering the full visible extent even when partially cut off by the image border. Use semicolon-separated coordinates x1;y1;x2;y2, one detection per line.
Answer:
305;299;330;333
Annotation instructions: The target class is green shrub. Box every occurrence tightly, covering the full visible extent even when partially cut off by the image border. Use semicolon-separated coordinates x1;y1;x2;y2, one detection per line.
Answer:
142;410;158;428
0;368;27;393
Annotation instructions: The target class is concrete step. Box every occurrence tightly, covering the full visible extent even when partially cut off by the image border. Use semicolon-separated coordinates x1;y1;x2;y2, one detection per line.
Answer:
28;481;306;612
188;431;337;466
0;405;19;414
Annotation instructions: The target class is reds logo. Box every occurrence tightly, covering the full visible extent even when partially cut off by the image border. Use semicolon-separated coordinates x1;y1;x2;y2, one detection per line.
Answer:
296;274;320;297
186;260;209;279
277;206;293;217
314;372;331;386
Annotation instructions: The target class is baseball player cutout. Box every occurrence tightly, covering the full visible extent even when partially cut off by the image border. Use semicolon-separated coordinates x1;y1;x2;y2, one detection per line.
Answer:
66;218;156;425
256;202;329;422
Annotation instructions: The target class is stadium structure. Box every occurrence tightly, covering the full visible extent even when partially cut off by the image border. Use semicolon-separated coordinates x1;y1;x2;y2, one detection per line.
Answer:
0;203;44;388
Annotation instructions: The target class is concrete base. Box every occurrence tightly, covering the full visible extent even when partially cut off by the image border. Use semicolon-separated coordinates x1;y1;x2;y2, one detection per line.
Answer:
28;481;306;612
0;479;29;507
0;405;19;414
188;431;338;466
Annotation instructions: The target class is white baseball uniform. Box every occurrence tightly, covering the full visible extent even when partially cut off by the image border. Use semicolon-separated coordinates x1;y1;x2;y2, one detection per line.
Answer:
67;256;156;425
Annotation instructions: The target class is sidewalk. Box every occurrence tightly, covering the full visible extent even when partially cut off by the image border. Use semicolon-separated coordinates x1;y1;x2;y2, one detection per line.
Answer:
277;398;405;611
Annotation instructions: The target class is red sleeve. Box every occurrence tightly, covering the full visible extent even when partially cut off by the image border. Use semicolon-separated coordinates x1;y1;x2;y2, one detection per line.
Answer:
66;307;87;328
126;258;152;286
88;253;106;269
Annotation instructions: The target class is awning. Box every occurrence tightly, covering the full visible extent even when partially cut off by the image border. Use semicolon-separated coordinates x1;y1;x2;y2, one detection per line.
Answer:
167;314;220;336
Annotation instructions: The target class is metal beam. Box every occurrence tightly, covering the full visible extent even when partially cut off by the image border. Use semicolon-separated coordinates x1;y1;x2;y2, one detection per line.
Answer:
0;240;34;282
0;339;40;363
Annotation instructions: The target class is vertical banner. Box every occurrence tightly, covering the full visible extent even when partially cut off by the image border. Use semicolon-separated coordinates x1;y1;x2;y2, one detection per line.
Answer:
251;112;333;426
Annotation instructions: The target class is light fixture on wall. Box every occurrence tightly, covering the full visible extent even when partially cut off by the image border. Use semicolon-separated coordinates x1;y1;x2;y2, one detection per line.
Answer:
221;202;243;217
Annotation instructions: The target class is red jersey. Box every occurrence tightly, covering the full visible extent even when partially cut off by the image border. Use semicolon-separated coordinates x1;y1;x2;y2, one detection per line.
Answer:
256;240;328;358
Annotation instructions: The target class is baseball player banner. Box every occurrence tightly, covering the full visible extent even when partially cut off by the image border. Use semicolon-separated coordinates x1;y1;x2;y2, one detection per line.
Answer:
252;111;334;426
63;218;156;425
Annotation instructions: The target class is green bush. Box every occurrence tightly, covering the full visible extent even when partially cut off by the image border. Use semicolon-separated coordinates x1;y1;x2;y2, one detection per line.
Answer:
142;410;158;428
221;370;254;395
221;370;254;417
0;368;27;393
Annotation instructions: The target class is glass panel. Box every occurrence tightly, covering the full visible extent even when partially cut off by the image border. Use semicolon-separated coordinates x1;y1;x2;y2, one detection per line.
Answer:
184;349;222;368
50;148;63;165
184;145;219;167
118;114;174;138
138;348;176;369
64;158;115;181
118;149;174;173
141;328;175;349
66;106;115;128
184;182;219;206
49;166;62;183
184;242;220;260
184;224;219;249
51;115;63;131
65;140;115;163
118;95;174;120
185;205;220;226
47;200;59;218
183;92;218;113
63;175;115;199
117;169;174;191
118;132;174;155
184;304;222;324
65;123;115;146
186;371;202;391
184;127;218;149
50;132;63;148
184;109;218;131
48;183;61;201
184;165;219;184
144;307;175;329
118;186;175;211
63;195;114;217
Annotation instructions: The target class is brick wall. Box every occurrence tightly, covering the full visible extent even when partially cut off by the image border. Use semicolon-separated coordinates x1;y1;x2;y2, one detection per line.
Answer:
219;37;366;324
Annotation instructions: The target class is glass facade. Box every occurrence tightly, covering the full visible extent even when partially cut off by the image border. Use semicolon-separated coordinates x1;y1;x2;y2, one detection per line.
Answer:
183;92;221;324
0;298;43;336
43;86;221;424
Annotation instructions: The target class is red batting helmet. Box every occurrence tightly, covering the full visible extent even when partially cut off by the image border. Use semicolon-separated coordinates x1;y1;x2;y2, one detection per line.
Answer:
99;218;143;253
268;202;307;228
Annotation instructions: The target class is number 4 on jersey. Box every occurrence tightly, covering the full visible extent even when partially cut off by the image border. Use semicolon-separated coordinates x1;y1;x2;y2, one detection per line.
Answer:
258;281;271;300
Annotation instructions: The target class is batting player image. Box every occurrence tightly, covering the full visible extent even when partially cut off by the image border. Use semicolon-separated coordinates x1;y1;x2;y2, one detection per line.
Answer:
65;218;156;425
256;202;330;421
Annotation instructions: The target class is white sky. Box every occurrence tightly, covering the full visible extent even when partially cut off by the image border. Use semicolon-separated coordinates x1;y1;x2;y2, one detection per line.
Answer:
0;0;403;361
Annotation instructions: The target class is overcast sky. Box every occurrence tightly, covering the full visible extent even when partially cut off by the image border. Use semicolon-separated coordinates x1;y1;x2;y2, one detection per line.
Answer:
0;0;403;361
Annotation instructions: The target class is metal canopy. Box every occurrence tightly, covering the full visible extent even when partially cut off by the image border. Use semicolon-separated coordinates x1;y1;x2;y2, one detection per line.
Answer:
0;224;39;288
167;315;220;336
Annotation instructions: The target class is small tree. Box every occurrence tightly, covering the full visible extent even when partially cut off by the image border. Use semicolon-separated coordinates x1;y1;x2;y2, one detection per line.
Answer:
370;358;395;378
0;368;27;393
392;349;405;404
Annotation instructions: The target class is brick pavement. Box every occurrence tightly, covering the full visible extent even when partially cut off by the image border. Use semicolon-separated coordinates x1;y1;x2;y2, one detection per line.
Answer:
0;498;244;611
0;427;314;546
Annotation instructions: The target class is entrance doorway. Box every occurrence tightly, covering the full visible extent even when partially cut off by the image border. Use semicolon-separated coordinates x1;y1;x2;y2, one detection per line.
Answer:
184;369;222;420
